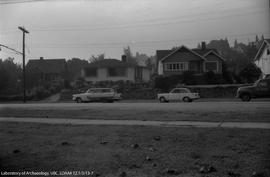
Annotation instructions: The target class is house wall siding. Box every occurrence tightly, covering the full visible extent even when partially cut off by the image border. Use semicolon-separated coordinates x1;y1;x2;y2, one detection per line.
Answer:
255;45;270;77
142;68;151;81
204;54;223;73
84;67;136;82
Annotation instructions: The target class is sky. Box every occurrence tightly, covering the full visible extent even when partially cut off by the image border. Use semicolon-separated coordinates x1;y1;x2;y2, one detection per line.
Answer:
0;0;269;64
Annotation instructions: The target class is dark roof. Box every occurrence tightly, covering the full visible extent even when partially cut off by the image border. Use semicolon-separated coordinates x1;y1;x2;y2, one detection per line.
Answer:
156;47;221;62
156;50;171;62
85;59;137;68
191;48;218;56
26;58;66;74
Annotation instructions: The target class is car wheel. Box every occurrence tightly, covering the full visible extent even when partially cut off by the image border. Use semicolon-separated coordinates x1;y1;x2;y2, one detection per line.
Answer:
159;97;167;103
107;99;114;103
76;98;82;103
183;97;191;102
241;94;251;102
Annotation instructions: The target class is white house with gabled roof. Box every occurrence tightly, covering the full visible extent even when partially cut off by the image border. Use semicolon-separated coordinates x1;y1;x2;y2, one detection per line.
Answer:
254;39;270;78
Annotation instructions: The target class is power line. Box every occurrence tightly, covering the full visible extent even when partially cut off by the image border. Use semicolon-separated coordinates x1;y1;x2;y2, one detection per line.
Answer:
1;9;267;34
0;10;266;35
0;0;48;5
0;44;22;55
8;32;266;49
1;0;267;32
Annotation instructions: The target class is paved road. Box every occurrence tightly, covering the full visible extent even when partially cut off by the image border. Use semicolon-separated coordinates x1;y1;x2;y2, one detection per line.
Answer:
0;101;269;122
1;117;270;129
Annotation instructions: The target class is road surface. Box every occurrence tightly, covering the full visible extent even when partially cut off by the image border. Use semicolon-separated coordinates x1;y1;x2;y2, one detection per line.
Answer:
0;101;269;122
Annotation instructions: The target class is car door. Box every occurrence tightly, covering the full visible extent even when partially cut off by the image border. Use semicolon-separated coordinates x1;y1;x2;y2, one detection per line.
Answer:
178;88;189;100
255;80;270;97
92;89;103;100
169;89;181;101
100;89;113;99
86;89;95;101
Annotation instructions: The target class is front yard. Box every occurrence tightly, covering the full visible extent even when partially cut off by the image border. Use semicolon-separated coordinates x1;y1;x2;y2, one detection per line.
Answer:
1;122;269;177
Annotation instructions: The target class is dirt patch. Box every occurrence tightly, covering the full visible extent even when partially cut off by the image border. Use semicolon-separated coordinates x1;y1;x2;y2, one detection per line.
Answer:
0;122;269;177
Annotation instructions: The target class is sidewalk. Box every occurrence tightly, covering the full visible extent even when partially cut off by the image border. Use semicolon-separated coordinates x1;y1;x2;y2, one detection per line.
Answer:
0;117;270;129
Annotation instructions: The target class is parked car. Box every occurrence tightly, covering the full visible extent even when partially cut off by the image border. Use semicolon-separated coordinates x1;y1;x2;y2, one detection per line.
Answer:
158;88;200;102
72;88;121;103
236;78;270;101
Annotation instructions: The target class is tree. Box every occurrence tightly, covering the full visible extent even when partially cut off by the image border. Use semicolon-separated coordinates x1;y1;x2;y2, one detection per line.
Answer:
255;35;259;42
89;53;105;63
197;43;201;49
234;39;238;49
261;34;264;41
67;58;89;81
239;63;261;83
0;58;22;95
123;46;137;64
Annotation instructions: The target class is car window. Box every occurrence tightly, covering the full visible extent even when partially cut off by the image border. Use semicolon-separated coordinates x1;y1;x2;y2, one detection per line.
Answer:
90;89;100;93
258;81;267;87
179;88;190;93
102;89;112;93
87;89;94;93
171;89;181;93
171;88;190;93
254;80;261;86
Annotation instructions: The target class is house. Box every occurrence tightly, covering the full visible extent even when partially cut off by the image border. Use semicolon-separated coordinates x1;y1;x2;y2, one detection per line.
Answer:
156;42;224;76
26;57;68;83
82;55;151;83
254;39;270;78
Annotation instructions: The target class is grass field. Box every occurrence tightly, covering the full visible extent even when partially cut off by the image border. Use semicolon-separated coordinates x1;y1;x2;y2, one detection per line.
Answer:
1;122;269;177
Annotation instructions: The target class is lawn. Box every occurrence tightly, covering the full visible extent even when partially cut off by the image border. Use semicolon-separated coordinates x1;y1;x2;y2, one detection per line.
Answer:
0;122;269;177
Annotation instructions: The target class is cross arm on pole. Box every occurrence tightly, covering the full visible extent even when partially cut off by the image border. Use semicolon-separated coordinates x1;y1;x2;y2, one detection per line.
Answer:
18;26;29;34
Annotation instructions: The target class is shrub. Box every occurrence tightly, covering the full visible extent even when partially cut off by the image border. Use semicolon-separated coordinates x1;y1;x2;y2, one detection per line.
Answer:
28;86;51;100
182;71;196;85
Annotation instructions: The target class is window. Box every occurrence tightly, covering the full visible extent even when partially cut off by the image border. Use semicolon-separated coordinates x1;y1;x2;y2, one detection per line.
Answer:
108;67;126;77
101;88;113;93
179;88;190;93
85;68;97;77
135;67;143;80
171;88;190;93
165;62;188;71
267;49;270;55
171;89;181;93
205;62;218;72
258;81;267;87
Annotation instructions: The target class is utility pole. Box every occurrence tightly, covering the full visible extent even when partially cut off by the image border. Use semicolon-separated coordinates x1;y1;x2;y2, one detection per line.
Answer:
18;26;29;103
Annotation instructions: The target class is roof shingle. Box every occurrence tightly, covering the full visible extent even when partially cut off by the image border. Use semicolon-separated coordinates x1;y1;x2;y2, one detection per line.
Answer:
26;59;66;74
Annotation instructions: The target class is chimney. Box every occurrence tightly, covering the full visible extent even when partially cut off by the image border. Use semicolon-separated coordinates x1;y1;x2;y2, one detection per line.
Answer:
40;57;44;60
201;42;206;50
121;55;127;62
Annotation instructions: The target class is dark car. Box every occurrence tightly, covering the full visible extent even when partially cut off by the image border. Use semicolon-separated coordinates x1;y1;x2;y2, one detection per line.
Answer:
236;78;270;101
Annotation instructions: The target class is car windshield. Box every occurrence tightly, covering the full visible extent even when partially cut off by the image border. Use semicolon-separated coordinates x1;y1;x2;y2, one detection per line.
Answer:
86;89;94;93
254;80;261;86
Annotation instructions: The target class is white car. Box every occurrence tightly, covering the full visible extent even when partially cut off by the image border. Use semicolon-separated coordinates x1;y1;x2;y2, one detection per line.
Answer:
157;88;200;102
72;88;121;103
